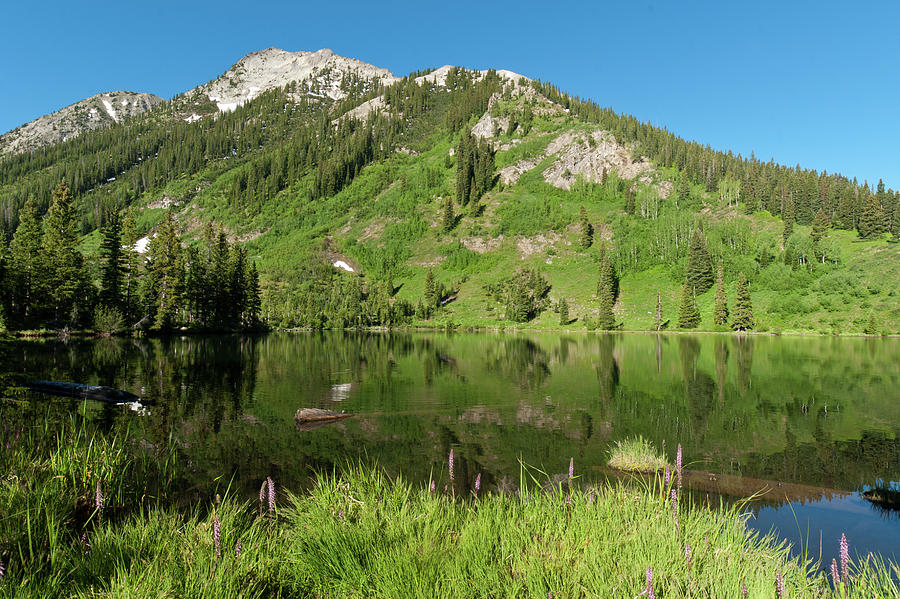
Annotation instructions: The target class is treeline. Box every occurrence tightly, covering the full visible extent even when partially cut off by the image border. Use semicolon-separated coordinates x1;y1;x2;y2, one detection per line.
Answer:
0;182;261;333
532;81;900;237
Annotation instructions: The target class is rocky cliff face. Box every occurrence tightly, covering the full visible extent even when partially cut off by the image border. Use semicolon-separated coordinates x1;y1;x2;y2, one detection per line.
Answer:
185;47;399;113
0;91;163;155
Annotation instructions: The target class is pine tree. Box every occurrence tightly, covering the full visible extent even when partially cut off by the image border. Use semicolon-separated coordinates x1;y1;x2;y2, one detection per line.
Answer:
442;197;455;233
782;195;795;245
731;273;754;331
423;267;435;316
42;182;87;326
9;196;44;321
596;284;616;330
677;280;700;329
713;262;729;326
98;210;124;310
558;297;569;325
810;209;831;243
858;194;887;239
676;174;691;206
624;187;636;215
145;211;182;330
579;205;593;248
120;211;142;321
864;311;879;335
655;290;663;331
596;244;619;303
685;227;714;294
892;207;900;241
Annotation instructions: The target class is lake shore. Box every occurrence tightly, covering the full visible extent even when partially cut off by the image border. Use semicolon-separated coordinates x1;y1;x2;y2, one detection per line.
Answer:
1;414;897;598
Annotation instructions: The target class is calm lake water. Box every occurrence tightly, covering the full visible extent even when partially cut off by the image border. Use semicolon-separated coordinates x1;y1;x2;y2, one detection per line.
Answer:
8;332;900;568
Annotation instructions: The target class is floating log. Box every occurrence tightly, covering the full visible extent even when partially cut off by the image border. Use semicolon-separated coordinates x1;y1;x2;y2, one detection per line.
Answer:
294;407;354;431
25;380;141;404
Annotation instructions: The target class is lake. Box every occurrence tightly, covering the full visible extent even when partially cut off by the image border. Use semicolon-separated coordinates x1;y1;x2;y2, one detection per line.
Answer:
7;332;900;569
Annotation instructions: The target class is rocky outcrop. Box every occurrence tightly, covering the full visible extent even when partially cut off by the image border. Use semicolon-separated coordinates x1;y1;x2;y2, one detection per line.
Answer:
0;91;162;155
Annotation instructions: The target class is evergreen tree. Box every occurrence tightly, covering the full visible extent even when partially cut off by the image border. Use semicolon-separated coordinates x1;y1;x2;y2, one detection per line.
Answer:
676;174;691;206
145;211;182;330
624;187;636;215
685;227;714;294
891;207;900;241
9;196;44;321
713;262;729;326
677;280;700;329
864;311;879;335
858;194;887;239
731;273;754;331
558;297;569;325
810;209;831;243
120;211;142;321
41;181;87;325
423;267;436;315
596;284;616;330
655;290;663;331
782;195;795;245
579;205;593;248
98;210;124;310
596;244;619;303
442;197;455;233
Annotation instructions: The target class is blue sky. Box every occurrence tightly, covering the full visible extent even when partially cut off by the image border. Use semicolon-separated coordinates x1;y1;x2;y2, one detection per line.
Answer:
2;1;898;189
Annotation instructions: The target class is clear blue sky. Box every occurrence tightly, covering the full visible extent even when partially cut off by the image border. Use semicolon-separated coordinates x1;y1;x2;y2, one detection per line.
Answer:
2;1;898;189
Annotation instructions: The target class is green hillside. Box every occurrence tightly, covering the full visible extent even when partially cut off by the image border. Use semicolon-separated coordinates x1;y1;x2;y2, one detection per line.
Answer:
1;64;898;334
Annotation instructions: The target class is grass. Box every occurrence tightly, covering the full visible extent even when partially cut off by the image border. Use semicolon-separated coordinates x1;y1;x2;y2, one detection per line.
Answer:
1;405;898;597
608;435;670;473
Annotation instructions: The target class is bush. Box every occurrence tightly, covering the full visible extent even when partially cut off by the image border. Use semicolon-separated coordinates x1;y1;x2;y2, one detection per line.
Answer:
94;306;125;335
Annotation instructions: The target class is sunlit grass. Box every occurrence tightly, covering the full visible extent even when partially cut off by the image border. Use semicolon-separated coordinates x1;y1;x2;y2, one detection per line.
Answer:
608;435;669;472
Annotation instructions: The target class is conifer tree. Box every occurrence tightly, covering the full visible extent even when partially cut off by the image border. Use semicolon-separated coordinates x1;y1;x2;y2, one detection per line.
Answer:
423;267;436;315
596;244;619;303
596;284;616;330
624;188;636;215
864;311;879;335
782;195;795;245
656;290;663;331
810;209;831;243
731;273;754;331
42;182;87;325
891;207;900;241
677;280;700;329
98;210;124;311
579;205;593;248
676;174;691;206
858;194;887;239
558;297;569;325
442;197;455;233
9;196;44;321
685;227;714;294
145;211;182;330
713;262;729;326
120;211;142;321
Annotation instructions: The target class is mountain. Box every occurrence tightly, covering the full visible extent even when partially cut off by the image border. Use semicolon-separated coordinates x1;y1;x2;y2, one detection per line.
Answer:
0;91;163;155
0;48;898;335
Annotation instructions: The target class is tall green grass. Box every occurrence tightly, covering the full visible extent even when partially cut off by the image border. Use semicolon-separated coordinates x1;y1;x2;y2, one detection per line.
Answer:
1;408;897;597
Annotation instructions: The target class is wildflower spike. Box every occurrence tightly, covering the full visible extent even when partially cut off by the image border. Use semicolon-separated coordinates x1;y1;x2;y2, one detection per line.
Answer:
839;533;849;582
267;476;275;516
213;514;221;559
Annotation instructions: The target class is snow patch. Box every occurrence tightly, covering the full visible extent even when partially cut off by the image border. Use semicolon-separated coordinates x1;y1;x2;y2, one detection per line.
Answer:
134;236;151;254
184;113;202;123
333;260;354;272
101;99;118;122
217;102;239;112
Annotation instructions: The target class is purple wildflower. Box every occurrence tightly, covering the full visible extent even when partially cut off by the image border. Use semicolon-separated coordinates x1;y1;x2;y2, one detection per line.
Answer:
565;494;572;507
474;473;482;494
839;533;849;582
684;542;691;564
569;457;574;480
775;571;784;599
267;476;275;516
671;488;678;518
645;567;655;599
338;508;344;520
676;444;683;492
259;479;267;515
664;463;671;487
443;484;448;495
741;582;747;598
95;481;104;523
830;559;839;589
448;449;455;483
235;539;242;557
213;514;221;559
588;489;595;504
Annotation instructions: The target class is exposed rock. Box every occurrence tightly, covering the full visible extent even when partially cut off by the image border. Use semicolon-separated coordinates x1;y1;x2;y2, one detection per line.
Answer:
498;159;539;186
461;235;505;253
542;130;653;190
0;91;163;155
517;232;564;259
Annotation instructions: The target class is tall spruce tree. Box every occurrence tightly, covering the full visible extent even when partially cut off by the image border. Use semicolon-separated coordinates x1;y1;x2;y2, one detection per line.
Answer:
655;290;663;331
558;297;569;325
596;244;619;303
9;196;44;321
685;227;714;294
98;210;124;310
145;211;182;330
782;195;795;245
423;267;436;315
579;205;593;248
42;182;87;325
713;262;729;326
120;211;142;321
858;194;887;239
245;262;262;328
677;280;701;329
810;209;831;243
596;284;616;330
442;197;455;233
676;174;691;207
731;273;754;331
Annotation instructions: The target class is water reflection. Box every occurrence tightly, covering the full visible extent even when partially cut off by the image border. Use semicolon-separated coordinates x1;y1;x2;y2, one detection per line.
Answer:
7;332;900;563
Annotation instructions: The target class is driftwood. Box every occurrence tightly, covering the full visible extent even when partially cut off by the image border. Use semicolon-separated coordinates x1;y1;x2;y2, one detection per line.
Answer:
294;408;354;431
25;380;141;404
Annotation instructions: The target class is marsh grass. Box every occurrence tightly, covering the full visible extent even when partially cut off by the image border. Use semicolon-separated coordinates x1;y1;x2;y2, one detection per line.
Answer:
1;407;898;597
608;435;670;473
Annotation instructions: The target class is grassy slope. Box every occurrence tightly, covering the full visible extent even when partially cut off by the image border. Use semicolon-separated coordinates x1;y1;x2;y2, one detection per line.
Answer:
83;86;900;335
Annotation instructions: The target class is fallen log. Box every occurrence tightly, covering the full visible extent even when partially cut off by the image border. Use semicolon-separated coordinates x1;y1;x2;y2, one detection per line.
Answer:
294;407;354;431
25;380;141;404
